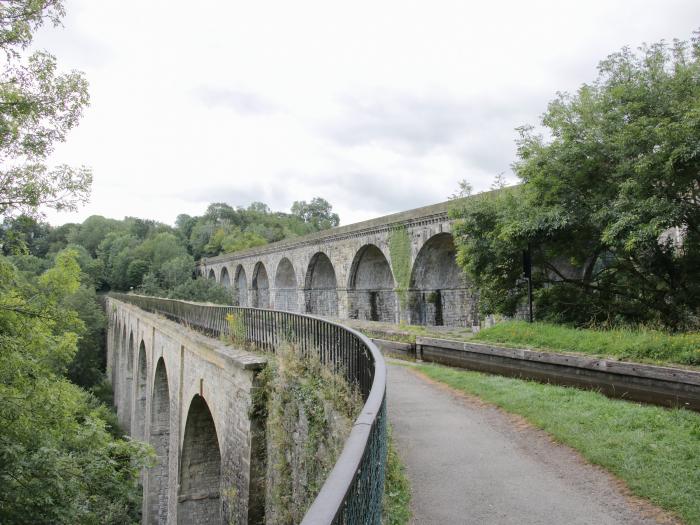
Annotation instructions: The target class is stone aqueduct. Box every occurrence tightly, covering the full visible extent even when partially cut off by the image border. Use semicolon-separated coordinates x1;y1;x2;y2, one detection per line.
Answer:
198;200;478;327
106;298;267;525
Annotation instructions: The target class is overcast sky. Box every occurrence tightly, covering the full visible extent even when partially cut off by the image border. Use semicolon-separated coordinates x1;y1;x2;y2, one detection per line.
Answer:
35;0;700;226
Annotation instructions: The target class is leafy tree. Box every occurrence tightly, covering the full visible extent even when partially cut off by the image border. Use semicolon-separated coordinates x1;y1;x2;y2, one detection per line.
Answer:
452;33;700;329
0;1;91;220
68;215;123;256
167;276;233;304
0;252;150;524
291;197;340;230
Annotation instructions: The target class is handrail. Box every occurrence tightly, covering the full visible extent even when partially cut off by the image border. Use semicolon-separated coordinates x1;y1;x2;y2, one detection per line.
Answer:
110;293;387;524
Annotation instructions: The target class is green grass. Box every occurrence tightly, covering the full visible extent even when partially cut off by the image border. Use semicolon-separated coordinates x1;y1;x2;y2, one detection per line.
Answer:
382;426;412;525
415;362;700;524
474;321;700;368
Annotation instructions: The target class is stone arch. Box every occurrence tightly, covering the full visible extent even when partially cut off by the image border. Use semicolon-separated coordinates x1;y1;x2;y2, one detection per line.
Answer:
134;340;148;441
219;266;230;288
348;244;397;322
178;395;222;525
122;330;134;432
274;257;298;312
147;358;170;525
112;320;121;409
304;252;338;317
208;268;216;280
252;262;270;309
409;232;471;326
234;265;248;307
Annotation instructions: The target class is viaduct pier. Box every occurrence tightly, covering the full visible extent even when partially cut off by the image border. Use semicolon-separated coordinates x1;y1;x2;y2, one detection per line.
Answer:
197;199;479;328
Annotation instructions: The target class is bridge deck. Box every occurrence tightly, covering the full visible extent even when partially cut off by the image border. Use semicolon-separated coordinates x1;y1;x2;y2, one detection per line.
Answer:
387;363;669;525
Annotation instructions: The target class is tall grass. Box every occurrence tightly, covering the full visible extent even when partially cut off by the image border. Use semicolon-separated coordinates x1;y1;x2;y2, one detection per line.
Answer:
475;321;700;367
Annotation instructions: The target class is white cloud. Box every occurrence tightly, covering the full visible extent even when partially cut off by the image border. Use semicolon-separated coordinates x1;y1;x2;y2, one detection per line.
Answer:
33;0;700;226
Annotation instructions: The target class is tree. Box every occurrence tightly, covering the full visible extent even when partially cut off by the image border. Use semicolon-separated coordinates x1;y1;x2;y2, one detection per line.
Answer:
0;1;91;220
0;252;150;524
452;33;700;329
291;197;340;230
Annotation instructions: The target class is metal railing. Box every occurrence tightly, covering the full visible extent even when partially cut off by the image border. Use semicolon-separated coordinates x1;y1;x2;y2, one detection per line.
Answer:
110;293;387;525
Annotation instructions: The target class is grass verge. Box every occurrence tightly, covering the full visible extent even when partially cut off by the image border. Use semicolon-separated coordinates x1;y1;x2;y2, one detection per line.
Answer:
474;321;700;368
382;425;412;525
415;362;700;524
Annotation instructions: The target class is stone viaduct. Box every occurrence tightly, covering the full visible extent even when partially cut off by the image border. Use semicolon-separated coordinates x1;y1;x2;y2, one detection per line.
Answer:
198;199;479;327
105;297;266;524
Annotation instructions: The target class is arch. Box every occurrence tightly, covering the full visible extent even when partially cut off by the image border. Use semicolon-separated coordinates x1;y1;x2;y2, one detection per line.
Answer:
274;257;298;312
208;268;216;280
409;232;471;326
112;321;121;409
122;330;134;432
251;262;270;309
147;358;171;524
348;244;397;322
304;252;338;317
219;266;230;288
233;265;248;307
178;395;222;524
134;340;148;440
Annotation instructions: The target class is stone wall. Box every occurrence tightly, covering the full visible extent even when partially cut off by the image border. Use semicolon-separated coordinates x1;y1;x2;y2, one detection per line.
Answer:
199;198;480;328
106;298;267;525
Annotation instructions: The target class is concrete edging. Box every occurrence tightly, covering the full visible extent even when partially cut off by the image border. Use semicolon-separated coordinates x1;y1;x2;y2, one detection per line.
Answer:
408;336;700;410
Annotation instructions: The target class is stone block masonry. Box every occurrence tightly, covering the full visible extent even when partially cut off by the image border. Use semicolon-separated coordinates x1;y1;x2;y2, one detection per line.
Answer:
199;198;480;328
106;297;267;525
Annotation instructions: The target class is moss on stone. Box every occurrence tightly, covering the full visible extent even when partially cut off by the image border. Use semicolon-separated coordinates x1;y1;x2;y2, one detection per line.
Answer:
389;226;411;308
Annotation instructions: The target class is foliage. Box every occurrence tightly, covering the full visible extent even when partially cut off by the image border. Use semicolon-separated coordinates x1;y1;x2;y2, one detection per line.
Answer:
416;363;700;524
451;33;700;329
291;197;340;230
262;344;361;524
0;253;151;524
474;321;700;367
389;226;411;308
165;276;233;304
0;1;91;221
382;426;412;525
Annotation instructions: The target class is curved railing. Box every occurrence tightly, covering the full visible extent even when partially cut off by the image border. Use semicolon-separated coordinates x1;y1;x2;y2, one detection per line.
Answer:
110;293;387;525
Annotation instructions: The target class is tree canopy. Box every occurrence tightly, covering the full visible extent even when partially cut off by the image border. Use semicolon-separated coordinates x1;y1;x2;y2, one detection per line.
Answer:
0;0;92;221
452;32;700;329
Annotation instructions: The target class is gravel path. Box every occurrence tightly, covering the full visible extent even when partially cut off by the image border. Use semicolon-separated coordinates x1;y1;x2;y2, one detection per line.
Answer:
387;363;675;525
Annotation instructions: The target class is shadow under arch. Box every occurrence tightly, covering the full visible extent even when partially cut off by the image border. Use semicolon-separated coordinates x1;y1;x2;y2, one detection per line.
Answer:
408;232;472;326
304;252;338;317
347;244;397;322
233;265;247;307
274;257;298;312
147;358;171;524
134;340;148;441
178;394;222;525
219;266;230;288
252;262;270;309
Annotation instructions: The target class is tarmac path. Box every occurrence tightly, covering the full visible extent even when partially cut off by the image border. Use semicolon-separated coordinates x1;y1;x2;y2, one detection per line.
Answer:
387;363;675;525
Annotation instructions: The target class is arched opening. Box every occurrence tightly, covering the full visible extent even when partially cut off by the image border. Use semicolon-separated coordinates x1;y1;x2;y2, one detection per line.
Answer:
208;268;216;280
112;321;120;409
234;266;248;307
219;267;230;288
134;340;148;440
274;258;298;312
409;232;472;326
147;358;171;524
348;244;396;322
120;331;134;432
304;252;338;317
178;395;222;525
252;262;270;309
